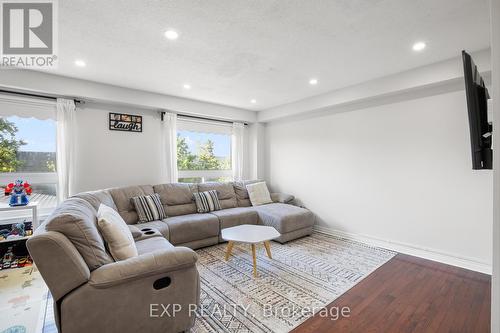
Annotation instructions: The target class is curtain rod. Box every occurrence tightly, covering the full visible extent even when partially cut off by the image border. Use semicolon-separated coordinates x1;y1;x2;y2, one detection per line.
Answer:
0;89;84;104
161;112;248;126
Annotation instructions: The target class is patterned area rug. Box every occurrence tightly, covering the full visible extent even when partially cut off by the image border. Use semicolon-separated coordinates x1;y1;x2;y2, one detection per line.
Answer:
192;233;395;332
0;266;48;333
35;232;395;333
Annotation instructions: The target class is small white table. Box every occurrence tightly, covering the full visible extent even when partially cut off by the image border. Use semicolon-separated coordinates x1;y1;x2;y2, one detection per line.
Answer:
0;201;38;243
221;224;280;277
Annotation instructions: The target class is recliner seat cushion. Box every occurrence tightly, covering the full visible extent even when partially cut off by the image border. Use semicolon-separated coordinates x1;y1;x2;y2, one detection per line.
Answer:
165;214;219;245
153;183;198;216
210;207;259;230
134;236;174;255
45;197;114;270
198;182;237;209
253;203;315;234
109;185;154;224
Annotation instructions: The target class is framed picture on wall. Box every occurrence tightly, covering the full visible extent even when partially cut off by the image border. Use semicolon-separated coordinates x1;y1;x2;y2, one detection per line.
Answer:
109;113;142;132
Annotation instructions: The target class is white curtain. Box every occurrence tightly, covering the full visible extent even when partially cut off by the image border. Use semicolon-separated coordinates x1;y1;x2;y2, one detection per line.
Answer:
160;112;178;183
56;99;77;203
232;122;245;181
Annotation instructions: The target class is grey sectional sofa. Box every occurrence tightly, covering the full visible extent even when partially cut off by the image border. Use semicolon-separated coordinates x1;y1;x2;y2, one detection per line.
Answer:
27;181;315;333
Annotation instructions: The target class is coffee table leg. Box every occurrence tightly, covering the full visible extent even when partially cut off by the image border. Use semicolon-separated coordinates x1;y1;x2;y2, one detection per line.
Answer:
264;241;272;259
251;244;257;277
225;241;234;261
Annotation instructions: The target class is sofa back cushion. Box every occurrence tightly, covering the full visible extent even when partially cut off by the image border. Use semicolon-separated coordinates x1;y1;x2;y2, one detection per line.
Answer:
73;189;117;211
153;183;198;216
233;180;262;207
198;182;237;209
109;185;154;224
45;197;114;270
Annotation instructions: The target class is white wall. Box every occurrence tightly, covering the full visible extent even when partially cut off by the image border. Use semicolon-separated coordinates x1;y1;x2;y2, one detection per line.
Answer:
265;90;493;272
73;103;163;193
490;0;500;329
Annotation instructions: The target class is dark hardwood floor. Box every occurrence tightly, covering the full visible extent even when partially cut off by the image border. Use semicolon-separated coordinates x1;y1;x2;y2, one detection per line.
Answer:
292;254;491;333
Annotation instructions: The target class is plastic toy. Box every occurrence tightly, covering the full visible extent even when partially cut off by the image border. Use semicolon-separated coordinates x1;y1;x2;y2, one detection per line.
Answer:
4;180;32;206
0;222;28;241
2;246;13;269
0;228;9;241
6;223;26;239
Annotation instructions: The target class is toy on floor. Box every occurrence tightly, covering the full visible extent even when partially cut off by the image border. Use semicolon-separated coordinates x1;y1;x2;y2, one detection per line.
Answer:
4;180;32;206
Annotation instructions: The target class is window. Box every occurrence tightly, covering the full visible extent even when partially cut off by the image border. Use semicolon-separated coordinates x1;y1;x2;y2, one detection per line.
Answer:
0;95;58;220
177;118;232;183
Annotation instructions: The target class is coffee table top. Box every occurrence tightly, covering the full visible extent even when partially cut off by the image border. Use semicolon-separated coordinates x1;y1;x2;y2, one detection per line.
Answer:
221;224;280;244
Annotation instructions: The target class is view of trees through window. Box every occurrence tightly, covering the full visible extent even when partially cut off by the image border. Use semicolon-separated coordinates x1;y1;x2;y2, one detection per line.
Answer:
0;117;56;173
177;130;232;183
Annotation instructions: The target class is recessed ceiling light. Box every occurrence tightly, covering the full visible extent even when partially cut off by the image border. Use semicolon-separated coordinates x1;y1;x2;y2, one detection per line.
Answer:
250;99;257;104
412;41;426;52
74;60;86;67
309;78;318;85
164;30;179;40
183;84;191;90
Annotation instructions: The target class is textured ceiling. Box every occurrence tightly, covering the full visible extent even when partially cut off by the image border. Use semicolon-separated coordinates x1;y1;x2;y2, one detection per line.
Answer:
45;0;490;110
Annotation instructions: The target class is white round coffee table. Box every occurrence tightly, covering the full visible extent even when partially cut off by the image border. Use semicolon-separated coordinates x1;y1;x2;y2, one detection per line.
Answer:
221;224;280;277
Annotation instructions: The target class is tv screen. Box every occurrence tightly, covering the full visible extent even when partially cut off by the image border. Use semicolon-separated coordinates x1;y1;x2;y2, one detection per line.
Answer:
462;50;492;170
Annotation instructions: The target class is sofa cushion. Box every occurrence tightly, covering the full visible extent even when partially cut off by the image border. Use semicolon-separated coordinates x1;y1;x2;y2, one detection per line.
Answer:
164;213;219;245
193;190;221;213
73;190;117;211
253;203;315;234
134;237;174;255
153;183;198;216
109;185;154;224
131;193;166;222
233;180;262;207
198;182;237;209
210;207;259;230
97;204;138;261
134;220;170;239
246;182;273;206
128;224;143;239
45;197;114;270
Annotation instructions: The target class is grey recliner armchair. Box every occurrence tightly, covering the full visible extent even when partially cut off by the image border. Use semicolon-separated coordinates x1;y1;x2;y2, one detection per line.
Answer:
27;195;200;333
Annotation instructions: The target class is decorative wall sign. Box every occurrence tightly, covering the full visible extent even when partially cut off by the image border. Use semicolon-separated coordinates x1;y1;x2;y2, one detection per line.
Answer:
109;113;142;132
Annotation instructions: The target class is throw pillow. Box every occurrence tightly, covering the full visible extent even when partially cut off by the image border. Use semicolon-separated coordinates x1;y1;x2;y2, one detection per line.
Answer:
131;193;166;223
97;204;138;261
193;190;221;213
246;182;273;206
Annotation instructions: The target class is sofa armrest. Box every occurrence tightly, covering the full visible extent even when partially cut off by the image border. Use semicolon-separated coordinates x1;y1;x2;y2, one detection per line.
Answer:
128;224;142;239
89;246;197;288
271;192;295;204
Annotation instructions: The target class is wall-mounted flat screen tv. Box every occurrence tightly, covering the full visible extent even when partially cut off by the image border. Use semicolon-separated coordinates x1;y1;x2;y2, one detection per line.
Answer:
462;50;492;170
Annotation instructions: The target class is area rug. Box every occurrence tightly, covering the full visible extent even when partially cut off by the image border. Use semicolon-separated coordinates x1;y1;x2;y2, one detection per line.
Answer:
192;232;395;332
0;266;48;333
36;232;395;333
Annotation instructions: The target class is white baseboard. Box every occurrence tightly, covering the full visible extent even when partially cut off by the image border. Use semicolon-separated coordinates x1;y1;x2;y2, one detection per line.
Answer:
314;225;492;275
